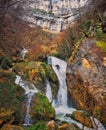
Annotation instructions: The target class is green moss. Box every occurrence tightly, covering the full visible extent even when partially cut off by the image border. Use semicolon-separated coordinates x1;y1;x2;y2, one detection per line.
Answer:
0;72;24;124
96;41;106;52
31;93;55;121
0;55;12;69
25;121;48;130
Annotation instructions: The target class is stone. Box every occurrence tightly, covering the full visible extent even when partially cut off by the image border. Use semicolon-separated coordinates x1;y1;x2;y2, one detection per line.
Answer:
12;0;92;32
47;120;58;130
71;111;93;128
1;125;24;130
58;123;80;130
66;38;106;125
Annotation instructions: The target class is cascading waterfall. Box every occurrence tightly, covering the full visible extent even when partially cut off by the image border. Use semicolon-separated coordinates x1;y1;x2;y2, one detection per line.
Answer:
15;75;38;126
21;48;28;59
48;56;75;114
45;79;52;103
47;56;105;130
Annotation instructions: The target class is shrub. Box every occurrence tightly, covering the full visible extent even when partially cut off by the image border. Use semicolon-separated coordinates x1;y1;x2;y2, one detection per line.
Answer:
26;122;48;130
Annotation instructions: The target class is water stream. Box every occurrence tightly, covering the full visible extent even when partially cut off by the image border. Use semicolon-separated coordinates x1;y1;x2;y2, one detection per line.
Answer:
45;79;52;103
15;75;38;126
48;56;76;114
47;56;105;130
15;56;105;129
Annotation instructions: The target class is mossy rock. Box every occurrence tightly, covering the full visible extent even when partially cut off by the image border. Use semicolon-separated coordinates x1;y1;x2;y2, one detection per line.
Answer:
1;125;24;130
58;123;80;130
31;93;55;122
13;61;58;98
96;41;106;52
0;72;24;125
71;111;93;128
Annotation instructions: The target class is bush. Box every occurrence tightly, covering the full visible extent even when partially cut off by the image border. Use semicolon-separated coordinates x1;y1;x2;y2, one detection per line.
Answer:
0;56;12;69
26;122;48;130
31;93;55;122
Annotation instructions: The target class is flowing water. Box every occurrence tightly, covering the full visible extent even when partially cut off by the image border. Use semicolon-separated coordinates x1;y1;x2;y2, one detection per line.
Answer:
15;56;105;129
15;75;38;126
45;79;52;103
48;56;75;114
21;48;28;59
47;56;105;130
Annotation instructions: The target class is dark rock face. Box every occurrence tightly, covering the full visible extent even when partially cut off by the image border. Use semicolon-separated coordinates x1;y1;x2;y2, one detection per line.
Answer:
66;38;106;124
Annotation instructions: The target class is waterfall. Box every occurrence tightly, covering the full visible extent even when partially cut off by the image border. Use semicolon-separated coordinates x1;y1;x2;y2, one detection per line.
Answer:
45;79;52;103
21;48;28;59
15;75;38;126
48;56;75;114
47;56;105;130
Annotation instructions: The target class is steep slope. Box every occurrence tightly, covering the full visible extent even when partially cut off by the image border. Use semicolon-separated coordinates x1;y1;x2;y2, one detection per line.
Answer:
66;37;106;125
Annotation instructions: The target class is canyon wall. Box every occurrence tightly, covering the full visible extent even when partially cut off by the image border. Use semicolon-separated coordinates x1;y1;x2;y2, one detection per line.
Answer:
66;38;106;124
13;0;92;32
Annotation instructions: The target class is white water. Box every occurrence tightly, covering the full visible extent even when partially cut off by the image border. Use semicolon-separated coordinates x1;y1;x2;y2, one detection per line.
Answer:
21;48;28;59
48;56;75;114
47;56;105;130
15;75;38;126
45;79;52;103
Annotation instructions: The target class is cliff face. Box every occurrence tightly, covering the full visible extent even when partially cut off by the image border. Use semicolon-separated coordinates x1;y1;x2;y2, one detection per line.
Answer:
66;38;106;124
13;0;92;32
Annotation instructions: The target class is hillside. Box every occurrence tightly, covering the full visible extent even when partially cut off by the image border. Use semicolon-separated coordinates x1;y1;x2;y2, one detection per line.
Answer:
0;0;106;130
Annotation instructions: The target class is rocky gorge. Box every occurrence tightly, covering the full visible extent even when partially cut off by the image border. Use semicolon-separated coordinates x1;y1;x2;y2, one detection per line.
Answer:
0;0;106;130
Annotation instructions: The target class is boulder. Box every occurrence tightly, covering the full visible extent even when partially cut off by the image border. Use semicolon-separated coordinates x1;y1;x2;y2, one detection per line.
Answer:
47;120;58;130
30;93;55;122
58;123;80;130
71;111;93;128
1;125;24;130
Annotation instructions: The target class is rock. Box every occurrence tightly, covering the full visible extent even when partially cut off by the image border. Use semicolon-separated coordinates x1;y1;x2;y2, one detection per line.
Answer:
30;93;55;122
58;123;80;130
66;38;106;125
71;111;93;128
47;120;58;130
12;0;92;32
0;72;24;125
1;125;24;130
13;61;58;98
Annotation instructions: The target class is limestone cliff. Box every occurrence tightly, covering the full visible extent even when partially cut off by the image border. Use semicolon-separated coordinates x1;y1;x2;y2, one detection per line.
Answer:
12;0;92;32
66;38;106;124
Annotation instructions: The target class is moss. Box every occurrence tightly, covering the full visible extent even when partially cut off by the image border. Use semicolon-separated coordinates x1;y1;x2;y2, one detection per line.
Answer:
0;72;24;125
25;121;48;130
96;41;106;52
31;93;55;122
13;61;58;97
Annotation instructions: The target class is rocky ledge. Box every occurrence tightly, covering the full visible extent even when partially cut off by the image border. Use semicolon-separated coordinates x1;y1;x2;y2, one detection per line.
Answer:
12;0;92;32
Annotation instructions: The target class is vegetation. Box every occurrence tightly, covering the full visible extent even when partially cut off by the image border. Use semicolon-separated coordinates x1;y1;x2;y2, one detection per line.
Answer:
0;0;106;129
96;41;106;52
31;93;55;122
25;122;48;130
